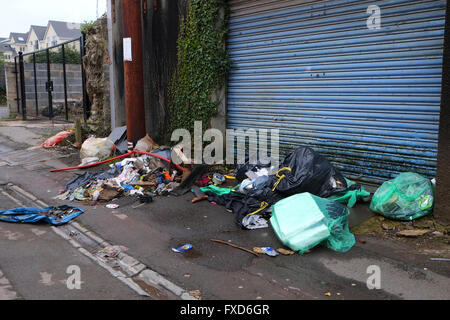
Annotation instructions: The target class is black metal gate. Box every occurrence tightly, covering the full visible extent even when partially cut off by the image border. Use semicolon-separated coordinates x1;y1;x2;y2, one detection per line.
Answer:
14;36;90;122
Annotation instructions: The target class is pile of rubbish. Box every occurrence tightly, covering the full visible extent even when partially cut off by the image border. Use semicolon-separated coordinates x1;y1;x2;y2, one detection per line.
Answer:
192;147;367;254
57;151;183;204
189;147;436;255
55;133;185;205
44;128;437;255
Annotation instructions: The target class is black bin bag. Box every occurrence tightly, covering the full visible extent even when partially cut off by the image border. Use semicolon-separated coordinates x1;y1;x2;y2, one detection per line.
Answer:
273;147;347;198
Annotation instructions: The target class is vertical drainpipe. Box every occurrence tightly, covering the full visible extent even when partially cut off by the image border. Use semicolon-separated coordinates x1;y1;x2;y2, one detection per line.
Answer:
435;0;450;225
122;0;147;148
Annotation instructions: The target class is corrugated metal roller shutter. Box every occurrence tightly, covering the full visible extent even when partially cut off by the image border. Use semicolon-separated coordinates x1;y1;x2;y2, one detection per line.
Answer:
227;0;446;184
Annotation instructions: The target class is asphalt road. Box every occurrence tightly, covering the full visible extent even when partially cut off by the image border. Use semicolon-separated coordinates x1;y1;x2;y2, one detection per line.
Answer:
0;190;147;300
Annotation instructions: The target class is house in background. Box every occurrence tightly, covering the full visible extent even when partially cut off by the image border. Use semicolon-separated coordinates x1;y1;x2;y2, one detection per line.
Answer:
2;20;83;59
26;25;47;52
0;41;16;62
42;21;83;51
7;32;29;54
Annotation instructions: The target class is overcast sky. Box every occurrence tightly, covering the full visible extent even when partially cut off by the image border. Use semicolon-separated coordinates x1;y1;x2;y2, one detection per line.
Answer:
0;0;107;38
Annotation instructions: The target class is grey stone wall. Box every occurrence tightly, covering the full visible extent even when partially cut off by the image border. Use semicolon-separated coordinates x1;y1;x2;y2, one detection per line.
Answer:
23;63;82;106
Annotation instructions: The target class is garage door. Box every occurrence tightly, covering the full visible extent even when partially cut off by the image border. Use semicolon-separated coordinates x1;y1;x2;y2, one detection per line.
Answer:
227;0;447;184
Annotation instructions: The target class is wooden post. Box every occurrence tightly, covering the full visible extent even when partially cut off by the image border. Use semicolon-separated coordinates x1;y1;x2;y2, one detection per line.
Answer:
122;0;147;147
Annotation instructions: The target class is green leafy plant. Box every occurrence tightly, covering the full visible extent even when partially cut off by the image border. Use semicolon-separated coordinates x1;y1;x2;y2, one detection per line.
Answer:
0;52;5;66
0;86;6;105
32;46;81;64
168;0;230;137
81;20;96;35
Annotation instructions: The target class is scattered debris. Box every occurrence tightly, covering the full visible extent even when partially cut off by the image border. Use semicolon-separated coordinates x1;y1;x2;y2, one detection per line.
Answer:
212;173;226;185
253;247;266;254
260;248;280;257
211;239;259;257
325;292;332;297
172;244;193;253
36;130;75;149
189;290;202;300
191;186;209;204
277;248;295;255
396;229;430;238
97;245;127;260
135;134;160;153
106;204;120;209
430;258;450;262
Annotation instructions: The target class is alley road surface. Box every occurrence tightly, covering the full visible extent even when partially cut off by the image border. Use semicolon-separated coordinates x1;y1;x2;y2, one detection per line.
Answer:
0;121;449;301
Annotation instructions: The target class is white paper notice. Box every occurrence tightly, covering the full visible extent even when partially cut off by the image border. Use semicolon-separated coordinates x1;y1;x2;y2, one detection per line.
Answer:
123;38;132;61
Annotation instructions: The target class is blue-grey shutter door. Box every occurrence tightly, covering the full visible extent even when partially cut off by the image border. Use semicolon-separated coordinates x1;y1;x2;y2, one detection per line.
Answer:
227;0;447;184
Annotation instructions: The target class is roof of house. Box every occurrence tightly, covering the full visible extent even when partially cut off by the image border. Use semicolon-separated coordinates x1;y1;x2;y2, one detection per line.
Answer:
0;38;7;43
48;21;83;39
0;42;16;55
9;32;29;44
30;25;47;41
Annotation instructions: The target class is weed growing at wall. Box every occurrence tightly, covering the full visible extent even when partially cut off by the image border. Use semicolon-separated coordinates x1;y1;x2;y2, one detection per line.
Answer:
168;0;230;136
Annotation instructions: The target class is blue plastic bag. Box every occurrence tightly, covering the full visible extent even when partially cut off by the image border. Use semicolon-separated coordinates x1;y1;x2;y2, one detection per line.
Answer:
0;205;84;226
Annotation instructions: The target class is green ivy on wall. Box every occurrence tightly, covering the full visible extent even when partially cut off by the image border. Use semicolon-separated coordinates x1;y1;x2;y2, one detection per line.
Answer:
168;0;230;137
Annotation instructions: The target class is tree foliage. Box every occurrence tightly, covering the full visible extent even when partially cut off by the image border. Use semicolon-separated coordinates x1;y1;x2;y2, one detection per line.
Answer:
32;46;81;64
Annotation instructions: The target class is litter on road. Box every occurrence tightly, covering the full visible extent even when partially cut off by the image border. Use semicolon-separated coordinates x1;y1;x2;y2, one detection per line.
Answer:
211;239;259;257
0;205;84;226
172;244;194;253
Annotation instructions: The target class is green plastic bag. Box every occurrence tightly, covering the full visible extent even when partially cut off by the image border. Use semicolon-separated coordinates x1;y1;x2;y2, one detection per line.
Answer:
270;193;356;254
328;179;371;208
200;185;240;196
370;172;434;221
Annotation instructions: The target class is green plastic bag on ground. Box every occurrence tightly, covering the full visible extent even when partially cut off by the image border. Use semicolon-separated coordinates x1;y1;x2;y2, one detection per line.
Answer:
370;172;434;221
200;185;240;196
270;193;356;254
328;179;371;208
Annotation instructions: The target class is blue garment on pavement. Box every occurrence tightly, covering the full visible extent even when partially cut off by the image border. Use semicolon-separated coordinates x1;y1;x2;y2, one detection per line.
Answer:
0;205;84;226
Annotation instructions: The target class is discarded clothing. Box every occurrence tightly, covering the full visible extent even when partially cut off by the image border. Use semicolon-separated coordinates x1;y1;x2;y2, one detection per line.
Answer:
205;192;274;230
65;166;121;192
0;206;84;226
